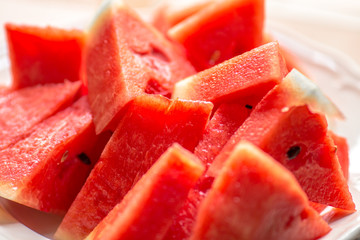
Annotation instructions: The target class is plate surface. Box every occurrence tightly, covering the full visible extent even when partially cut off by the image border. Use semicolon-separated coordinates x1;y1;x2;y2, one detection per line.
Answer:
0;18;360;240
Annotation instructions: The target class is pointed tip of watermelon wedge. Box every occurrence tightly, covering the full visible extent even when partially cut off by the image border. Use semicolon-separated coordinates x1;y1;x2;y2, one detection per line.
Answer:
88;0;127;33
284;69;344;119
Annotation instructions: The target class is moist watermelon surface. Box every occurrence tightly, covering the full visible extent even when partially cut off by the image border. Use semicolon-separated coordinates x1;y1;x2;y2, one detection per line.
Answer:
55;95;212;240
86;0;196;134
86;144;204;240
0;81;81;150
208;70;354;211
5;24;84;89
191;142;331;240
168;0;264;71
0;97;98;214
172;42;288;105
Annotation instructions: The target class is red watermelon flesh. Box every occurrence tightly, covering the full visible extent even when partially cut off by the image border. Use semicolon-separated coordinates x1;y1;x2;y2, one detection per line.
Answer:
191;141;331;240
329;131;349;180
163;182;209;240
164;101;251;240
172;42;288;106
0;96;98;214
86;0;196;134
85;144;205;240
194;100;256;168
54;94;212;240
0;81;81;150
208;70;354;211
5;24;84;89
168;0;264;71
166;45;286;239
309;202;327;214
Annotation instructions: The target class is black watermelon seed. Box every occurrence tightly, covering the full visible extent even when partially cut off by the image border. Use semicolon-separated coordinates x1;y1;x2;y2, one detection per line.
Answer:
78;152;91;165
245;104;253;109
286;146;301;160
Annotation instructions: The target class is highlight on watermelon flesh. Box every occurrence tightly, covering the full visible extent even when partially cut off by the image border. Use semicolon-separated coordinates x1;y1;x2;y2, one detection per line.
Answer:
207;70;355;211
5;23;85;90
85;0;196;134
54;94;212;240
168;0;264;71
172;41;288;105
85;143;205;240
0;97;98;214
0;81;81;150
191;141;331;240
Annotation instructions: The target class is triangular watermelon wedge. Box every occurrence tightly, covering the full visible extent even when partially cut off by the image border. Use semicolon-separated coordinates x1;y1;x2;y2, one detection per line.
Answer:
86;0;196;134
168;0;264;71
209;69;354;210
0;81;81;150
0;97;98;214
5;24;85;89
85;144;205;240
191;141;331;240
55;95;212;240
172;42;288;106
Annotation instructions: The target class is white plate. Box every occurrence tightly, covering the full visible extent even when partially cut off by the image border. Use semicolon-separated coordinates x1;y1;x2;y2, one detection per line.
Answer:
0;19;360;240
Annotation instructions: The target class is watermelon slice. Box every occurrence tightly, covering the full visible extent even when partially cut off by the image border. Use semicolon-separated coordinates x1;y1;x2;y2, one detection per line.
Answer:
86;0;196;134
168;0;264;71
5;24;84;89
85;144;205;240
0;81;81;150
329;131;349;180
191;141;331;240
208;69;354;210
54;94;212;240
172;42;288;106
0;97;98;214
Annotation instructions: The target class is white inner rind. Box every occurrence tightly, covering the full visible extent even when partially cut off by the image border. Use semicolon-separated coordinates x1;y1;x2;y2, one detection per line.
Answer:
284;69;344;119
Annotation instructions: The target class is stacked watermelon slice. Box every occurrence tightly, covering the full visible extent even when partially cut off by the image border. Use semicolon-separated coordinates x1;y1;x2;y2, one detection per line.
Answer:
0;0;356;239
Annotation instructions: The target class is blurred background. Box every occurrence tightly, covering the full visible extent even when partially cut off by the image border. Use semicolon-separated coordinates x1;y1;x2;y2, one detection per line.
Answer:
0;0;359;65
